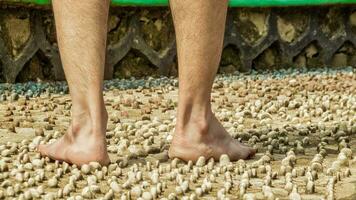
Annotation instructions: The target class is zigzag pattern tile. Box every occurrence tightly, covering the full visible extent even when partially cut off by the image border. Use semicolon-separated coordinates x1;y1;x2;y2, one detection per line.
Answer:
0;7;355;83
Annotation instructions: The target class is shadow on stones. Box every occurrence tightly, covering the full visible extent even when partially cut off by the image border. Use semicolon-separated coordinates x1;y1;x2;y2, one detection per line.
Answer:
114;50;158;79
15;50;55;82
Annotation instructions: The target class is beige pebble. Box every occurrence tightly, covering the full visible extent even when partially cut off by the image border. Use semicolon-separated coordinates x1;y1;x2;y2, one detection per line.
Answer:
262;186;275;200
196;156;206;167
48;177;58;188
243;193;256;200
89;162;101;170
63;184;74;196
131;185;142;197
57;189;63;198
89;184;101;193
13;184;21;194
6;186;15;197
31;159;44;168
289;186;301;200
1;149;11;157
81;186;93;198
96;170;104;180
219;154;231;166
167;193;177;200
340;148;352;159
43;193;56;200
284;181;293;193
23;190;32;199
344;168;351;177
35;128;44;137
150;171;159;184
37;185;44;194
110;181;122;193
142;191;153;200
306;180;315;194
175;185;183;194
224;181;232;192
180;180;189;193
103;189;114;200
81;164;91;174
195;188;203;197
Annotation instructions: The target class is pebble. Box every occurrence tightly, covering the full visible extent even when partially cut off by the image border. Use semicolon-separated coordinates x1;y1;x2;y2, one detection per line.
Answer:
43;193;56;200
195;188;203;197
81;164;91;174
104;189;114;200
81;186;93;198
6;186;15;197
243;193;256;200
24;190;32;199
31;159;44;168
110;181;122;193
35;128;45;137
131;185;142;197
219;154;231;166
142;191;153;200
306;180;315;194
48;177;58;188
63;184;74;196
289;186;301;200
180;181;189;193
196;156;206;167
262;186;275;200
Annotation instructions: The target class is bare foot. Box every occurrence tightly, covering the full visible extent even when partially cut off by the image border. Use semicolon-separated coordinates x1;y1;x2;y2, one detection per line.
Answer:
169;112;256;162
38;114;110;166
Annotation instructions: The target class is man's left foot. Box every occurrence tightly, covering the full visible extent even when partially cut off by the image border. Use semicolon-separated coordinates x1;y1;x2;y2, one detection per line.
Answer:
169;111;256;162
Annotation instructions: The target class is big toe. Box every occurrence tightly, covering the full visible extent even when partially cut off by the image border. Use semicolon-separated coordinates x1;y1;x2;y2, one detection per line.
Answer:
37;144;50;157
247;147;256;159
38;143;68;163
230;142;256;160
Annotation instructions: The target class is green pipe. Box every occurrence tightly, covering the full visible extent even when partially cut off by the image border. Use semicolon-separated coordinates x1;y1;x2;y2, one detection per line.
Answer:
5;0;356;6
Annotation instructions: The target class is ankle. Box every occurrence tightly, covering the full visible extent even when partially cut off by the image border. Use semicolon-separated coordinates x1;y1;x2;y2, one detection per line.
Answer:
70;104;108;137
175;105;213;136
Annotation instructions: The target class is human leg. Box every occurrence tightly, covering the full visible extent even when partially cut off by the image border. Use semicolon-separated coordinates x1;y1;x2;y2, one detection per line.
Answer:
38;0;110;166
168;0;256;161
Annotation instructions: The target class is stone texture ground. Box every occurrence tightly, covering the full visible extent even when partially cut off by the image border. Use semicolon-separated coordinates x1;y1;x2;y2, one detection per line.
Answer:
0;68;355;200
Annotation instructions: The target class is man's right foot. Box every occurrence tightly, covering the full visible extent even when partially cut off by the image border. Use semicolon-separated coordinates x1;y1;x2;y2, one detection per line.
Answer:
169;112;256;162
38;132;110;166
38;112;110;166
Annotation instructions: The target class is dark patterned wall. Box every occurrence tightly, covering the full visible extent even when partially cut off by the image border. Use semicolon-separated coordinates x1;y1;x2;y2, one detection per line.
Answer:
0;6;355;83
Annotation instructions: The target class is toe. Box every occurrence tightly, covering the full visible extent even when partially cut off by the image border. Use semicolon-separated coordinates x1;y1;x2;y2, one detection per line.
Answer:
37;144;49;157
38;143;65;162
168;147;174;159
246;147;257;159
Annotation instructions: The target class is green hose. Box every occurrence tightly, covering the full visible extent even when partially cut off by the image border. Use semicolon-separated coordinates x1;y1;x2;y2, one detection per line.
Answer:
6;0;356;6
